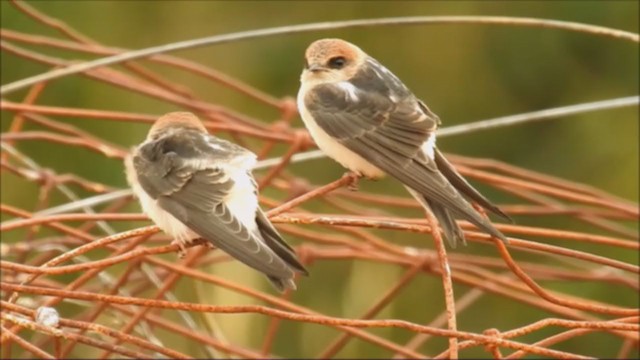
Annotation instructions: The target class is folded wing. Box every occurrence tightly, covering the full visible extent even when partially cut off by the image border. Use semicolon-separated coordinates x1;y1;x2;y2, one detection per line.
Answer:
305;84;508;244
133;135;298;286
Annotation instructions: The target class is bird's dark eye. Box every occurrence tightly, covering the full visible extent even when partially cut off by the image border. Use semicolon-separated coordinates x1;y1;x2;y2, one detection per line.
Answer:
328;56;347;69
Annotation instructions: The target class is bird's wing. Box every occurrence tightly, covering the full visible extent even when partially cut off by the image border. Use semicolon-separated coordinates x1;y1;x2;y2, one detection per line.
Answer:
306;82;436;159
434;148;512;222
255;208;308;275
132;132;294;279
304;84;507;242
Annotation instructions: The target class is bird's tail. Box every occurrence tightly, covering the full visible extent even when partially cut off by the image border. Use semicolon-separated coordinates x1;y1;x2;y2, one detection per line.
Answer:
266;276;298;292
434;148;513;223
406;186;508;248
255;209;308;292
427;199;466;248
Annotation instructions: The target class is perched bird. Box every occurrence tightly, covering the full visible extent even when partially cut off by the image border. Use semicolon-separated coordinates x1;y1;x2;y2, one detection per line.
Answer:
125;112;308;291
297;38;512;247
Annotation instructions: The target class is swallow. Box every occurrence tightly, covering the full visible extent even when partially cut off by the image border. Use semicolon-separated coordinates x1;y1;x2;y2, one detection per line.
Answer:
125;112;308;291
297;38;512;247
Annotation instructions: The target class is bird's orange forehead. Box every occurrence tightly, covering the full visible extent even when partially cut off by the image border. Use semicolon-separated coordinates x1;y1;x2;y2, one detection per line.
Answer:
150;112;206;135
304;38;361;62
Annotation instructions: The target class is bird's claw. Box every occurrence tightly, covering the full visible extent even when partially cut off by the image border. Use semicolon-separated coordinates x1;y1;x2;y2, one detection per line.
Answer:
171;239;187;259
343;171;361;192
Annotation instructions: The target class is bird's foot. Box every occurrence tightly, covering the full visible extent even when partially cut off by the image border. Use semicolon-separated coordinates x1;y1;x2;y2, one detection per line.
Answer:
343;171;362;192
204;241;216;250
171;239;188;259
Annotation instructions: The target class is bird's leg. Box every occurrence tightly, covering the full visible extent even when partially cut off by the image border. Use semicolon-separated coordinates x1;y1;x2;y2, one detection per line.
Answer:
203;240;216;250
170;238;188;259
343;171;362;192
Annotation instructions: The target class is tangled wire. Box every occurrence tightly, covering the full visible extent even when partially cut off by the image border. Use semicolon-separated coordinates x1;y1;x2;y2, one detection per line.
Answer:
1;1;638;358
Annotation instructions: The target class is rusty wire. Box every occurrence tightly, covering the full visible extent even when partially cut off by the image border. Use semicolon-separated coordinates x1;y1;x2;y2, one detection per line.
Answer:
1;1;638;359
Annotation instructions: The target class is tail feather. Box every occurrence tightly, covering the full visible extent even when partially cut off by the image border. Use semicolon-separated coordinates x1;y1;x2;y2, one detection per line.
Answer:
406;186;508;246
267;276;297;292
434;148;513;223
256;209;309;275
427;200;466;248
255;208;308;292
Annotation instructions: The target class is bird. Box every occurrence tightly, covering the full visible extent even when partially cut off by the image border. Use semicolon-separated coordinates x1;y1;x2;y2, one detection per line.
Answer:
124;112;308;291
297;38;512;247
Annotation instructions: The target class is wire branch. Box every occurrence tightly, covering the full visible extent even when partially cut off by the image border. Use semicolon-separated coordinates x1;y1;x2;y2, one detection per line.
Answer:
2;16;637;95
2;5;637;359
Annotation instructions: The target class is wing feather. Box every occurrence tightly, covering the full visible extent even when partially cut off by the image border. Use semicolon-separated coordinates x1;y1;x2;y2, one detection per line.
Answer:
132;132;296;279
434;148;512;222
305;82;507;243
255;209;308;275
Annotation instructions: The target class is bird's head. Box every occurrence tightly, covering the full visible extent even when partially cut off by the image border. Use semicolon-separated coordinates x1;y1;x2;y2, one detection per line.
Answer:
147;112;207;140
300;38;366;85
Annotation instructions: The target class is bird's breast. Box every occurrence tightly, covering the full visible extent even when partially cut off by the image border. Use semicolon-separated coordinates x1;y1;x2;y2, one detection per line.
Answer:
125;154;197;243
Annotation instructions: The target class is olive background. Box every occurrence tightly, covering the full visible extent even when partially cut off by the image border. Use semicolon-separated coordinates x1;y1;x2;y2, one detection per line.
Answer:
1;1;638;358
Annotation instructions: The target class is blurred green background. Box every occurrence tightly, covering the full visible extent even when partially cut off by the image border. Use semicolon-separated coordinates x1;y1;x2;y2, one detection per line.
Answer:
1;1;638;358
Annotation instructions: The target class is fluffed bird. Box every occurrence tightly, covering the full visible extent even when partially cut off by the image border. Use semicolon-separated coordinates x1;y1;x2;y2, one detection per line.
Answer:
125;112;308;291
297;38;512;247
